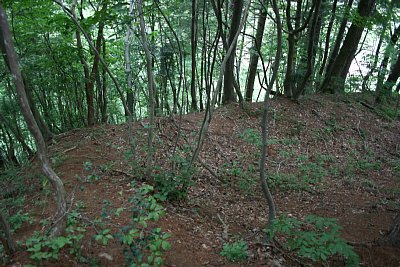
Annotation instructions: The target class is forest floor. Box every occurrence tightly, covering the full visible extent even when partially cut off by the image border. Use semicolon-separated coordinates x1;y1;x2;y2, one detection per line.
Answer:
2;93;400;266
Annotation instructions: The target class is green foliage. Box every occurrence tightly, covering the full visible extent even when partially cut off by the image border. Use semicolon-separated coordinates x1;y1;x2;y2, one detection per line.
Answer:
239;128;262;147
9;210;33;232
221;160;259;196
94;229;114;245
220;240;249;262
25;212;86;263
376;105;400;120
154;146;197;201
267;215;359;266
114;184;171;267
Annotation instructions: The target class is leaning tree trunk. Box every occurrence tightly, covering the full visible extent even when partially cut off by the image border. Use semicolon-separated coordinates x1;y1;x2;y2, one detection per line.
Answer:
0;3;67;237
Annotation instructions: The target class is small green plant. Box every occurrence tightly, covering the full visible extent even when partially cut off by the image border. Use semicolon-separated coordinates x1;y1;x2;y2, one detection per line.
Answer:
239;128;262;147
9;210;33;232
79;161;101;181
25;211;86;263
94;229;114;245
220;240;249;262
115;184;171;267
267;215;359;266
154;148;197;201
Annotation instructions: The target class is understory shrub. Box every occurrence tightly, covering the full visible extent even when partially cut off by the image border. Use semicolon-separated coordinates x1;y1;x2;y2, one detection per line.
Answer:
267;215;359;266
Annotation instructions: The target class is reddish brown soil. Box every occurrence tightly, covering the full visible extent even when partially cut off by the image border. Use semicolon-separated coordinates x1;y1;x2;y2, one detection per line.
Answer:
3;94;400;266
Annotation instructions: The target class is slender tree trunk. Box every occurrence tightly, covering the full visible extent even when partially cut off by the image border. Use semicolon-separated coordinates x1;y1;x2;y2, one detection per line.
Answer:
245;1;267;102
223;0;243;104
190;0;199;111
191;1;250;165
362;31;384;91
137;0;156;178
376;24;400;102
316;0;338;85
261;0;282;229
293;0;322;99
321;0;354;81
0;211;15;257
379;51;400;100
0;4;67;237
125;0;134;117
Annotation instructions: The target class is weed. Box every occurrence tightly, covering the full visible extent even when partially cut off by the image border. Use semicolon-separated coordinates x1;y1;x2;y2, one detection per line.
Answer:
9;210;33;232
94;229;114;245
114;184;171;266
267;215;359;266
25;211;86;263
239;128;262;147
220;240;248;262
154;147;197;201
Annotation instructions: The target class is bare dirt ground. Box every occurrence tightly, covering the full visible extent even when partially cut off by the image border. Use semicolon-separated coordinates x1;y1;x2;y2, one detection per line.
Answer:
3;93;400;266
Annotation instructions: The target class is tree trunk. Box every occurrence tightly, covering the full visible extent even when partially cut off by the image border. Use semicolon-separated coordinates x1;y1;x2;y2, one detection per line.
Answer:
125;0;134;117
292;0;322;99
0;3;67;237
223;0;243;104
0;211;15;257
378;50;400;100
260;0;282;230
137;0;156;179
245;1;267;102
362;30;384;91
375;24;400;102
320;0;375;93
190;0;199;111
316;0;338;85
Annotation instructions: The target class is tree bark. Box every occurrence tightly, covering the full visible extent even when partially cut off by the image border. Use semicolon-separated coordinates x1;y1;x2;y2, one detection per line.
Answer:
190;0;199;111
245;1;267;102
0;211;15;257
292;0;322;99
137;0;156;178
320;0;375;93
223;0;243;104
0;3;67;237
316;0;338;85
262;0;282;228
375;24;400;102
125;0;134;117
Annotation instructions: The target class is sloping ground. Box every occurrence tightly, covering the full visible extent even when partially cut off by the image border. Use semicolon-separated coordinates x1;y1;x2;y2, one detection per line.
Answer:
4;93;400;266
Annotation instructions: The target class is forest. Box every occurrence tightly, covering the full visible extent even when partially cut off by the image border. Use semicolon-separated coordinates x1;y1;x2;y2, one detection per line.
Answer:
0;0;399;266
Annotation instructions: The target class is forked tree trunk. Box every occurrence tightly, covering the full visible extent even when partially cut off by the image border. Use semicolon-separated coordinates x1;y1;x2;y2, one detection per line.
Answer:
0;3;67;237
